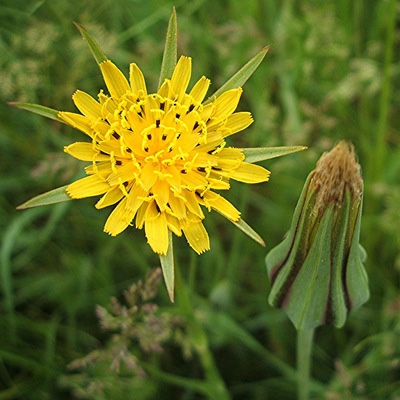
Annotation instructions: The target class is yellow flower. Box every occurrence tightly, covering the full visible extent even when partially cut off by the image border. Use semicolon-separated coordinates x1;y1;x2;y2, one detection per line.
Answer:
60;56;270;255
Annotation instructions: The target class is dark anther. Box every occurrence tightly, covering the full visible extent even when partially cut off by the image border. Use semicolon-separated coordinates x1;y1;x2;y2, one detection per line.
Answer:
195;191;204;199
100;150;108;155
197;167;206;172
126;147;132;153
116;160;122;166
176;113;180;119
181;170;187;174
188;104;195;113
211;166;222;171
155;203;161;213
112;131;120;139
123;181;129;187
156;119;161;128
127;127;133;132
147;134;152;140
160;102;165;110
144;147;149;152
193;121;199;130
162;134;167;140
176;133;181;139
137;111;143;117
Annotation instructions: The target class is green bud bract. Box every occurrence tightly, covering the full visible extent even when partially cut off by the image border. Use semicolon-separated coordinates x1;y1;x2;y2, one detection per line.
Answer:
266;142;369;330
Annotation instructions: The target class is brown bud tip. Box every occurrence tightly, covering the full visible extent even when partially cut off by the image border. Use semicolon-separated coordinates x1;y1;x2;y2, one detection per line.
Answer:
312;141;363;211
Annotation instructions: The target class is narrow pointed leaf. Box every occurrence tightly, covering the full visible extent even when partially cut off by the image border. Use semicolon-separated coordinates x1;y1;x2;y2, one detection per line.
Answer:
8;102;64;123
158;8;177;88
205;46;270;103
74;22;107;64
243;146;307;163
17;186;71;210
159;231;175;302
231;218;265;247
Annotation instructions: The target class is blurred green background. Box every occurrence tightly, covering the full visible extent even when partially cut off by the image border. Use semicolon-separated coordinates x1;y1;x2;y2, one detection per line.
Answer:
1;0;399;399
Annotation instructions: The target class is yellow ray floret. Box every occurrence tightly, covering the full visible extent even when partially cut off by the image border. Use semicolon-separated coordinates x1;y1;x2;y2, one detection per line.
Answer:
61;56;271;254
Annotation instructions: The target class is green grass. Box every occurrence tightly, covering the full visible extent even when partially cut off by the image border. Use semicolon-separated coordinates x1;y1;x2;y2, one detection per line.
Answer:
1;0;400;399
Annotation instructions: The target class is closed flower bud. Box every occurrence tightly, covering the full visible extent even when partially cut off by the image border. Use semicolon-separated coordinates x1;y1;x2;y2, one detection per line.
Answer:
266;142;369;330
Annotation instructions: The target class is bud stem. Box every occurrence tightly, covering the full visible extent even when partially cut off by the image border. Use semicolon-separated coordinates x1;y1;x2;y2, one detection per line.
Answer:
297;328;315;400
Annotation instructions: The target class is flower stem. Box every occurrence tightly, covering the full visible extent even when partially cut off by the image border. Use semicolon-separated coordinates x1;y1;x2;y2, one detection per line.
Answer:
297;328;315;400
175;263;231;400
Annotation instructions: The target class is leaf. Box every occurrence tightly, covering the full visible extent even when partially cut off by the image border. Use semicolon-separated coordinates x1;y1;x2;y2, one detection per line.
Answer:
243;146;307;163
205;46;270;103
74;22;107;64
159;231;175;302
158;7;177;88
231;218;265;247
8;102;64;123
17;186;71;210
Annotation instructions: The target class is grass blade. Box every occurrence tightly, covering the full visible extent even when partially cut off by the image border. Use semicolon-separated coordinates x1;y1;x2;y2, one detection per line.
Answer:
8;102;64;123
159;231;175;302
17;186;71;210
243;146;307;163
74;22;107;64
206;45;270;102
158;7;177;88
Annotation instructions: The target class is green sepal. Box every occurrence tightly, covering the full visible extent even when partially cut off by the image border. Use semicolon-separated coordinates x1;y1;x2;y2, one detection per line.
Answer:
205;46;270;103
231;218;265;247
243;146;307;163
17;185;71;210
159;231;175;302
74;22;108;64
8;102;64;123
158;7;177;89
266;173;369;330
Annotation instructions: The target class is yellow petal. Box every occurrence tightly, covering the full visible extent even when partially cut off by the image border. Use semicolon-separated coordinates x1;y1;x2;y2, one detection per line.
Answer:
72;90;102;119
64;142;108;161
140;162;158;191
189;76;210;104
135;202;148;229
165;213;182;236
209;88;242;124
95;186;125;209
182;190;204;219
67;175;110;198
231;162;271;183
145;211;169;255
104;198;137;236
153;179;170;211
107;163;136;186
168;192;187;219
183;221;210;254
129;63;147;95
221;112;253;137
203;191;240;221
170;56;192;100
59;112;94;137
126;184;146;211
100;60;130;99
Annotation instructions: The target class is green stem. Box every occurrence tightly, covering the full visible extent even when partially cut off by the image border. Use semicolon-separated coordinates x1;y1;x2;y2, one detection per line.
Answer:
175;264;231;400
297;328;315;400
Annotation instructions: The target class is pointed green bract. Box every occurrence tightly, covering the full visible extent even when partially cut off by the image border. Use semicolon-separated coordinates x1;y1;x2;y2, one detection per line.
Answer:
158;8;177;88
74;22;107;64
205;46;270;103
243;146;307;163
231;218;265;247
17;185;71;210
8;102;64;123
159;231;175;302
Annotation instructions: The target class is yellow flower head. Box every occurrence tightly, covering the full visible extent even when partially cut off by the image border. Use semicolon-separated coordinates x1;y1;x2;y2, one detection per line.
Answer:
60;56;270;255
